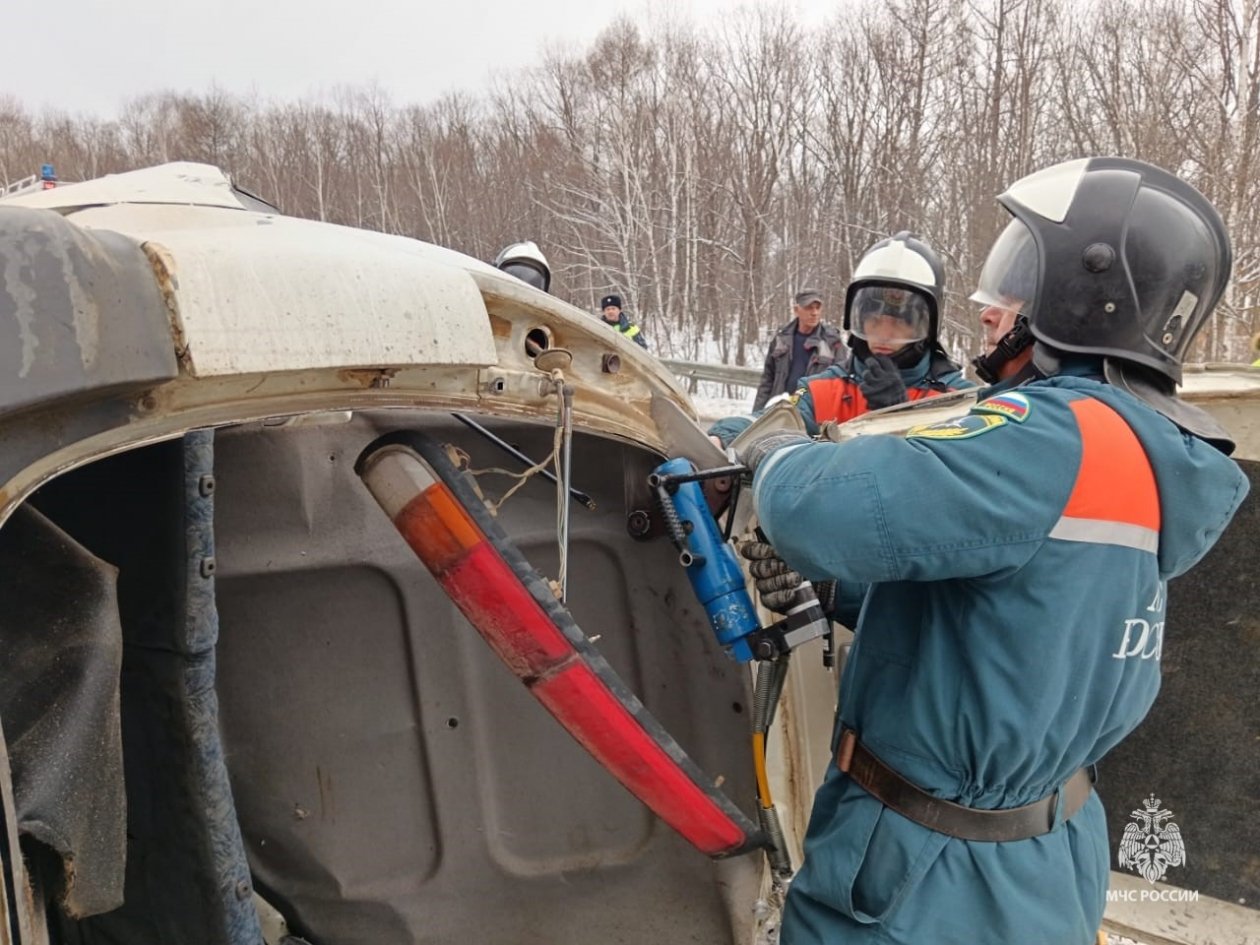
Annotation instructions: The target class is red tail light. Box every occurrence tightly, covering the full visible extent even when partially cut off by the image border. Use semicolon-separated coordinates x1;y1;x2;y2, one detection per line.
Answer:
357;433;762;858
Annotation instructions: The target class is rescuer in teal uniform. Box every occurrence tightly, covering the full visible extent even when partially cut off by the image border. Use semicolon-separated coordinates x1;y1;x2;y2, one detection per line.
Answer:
737;158;1250;945
709;233;973;448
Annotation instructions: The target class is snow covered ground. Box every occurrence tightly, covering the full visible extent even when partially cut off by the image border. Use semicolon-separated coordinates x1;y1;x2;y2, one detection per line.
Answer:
690;393;753;424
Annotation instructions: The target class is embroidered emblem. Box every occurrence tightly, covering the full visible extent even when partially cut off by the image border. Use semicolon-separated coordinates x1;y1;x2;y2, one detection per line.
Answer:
906;414;1006;440
974;392;1031;423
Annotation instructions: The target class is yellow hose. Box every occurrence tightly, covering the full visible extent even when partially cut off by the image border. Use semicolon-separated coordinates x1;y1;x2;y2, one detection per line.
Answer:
752;732;773;808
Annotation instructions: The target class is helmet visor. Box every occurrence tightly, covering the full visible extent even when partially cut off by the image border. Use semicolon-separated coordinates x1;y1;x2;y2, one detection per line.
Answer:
848;286;931;349
502;261;548;291
970;218;1038;312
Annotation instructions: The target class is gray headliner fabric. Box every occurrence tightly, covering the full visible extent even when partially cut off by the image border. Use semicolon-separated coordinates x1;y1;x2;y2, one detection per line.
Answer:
0;504;126;918
212;411;762;944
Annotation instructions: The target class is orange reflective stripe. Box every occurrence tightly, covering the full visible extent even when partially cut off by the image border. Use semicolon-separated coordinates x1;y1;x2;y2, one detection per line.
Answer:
1063;398;1160;531
807;375;866;423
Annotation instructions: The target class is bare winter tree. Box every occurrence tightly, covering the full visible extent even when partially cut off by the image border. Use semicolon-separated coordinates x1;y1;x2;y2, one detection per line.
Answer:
5;0;1259;368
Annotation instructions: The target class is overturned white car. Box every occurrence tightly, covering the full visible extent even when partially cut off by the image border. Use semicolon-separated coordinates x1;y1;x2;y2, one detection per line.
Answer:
0;164;1253;945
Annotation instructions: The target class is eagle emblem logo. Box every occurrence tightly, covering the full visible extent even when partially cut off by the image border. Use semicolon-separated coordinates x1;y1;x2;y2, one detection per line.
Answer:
1118;795;1186;884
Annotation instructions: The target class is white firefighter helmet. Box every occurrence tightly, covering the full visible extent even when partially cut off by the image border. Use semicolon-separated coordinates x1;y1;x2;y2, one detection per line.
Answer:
494;241;551;292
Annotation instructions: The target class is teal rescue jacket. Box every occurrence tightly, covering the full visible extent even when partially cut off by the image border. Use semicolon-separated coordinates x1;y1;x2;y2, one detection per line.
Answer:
752;371;1248;945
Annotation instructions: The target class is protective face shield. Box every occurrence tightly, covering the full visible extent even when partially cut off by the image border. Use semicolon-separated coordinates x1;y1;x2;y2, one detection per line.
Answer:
843;232;945;368
968;219;1038;383
501;261;548;291
848;285;931;353
494;241;551;293
970;219;1037;315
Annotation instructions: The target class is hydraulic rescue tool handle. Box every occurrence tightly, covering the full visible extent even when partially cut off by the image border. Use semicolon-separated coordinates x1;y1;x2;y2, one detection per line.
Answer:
774;581;832;658
651;458;832;662
650;458;809;882
651;457;761;661
751;527;835;665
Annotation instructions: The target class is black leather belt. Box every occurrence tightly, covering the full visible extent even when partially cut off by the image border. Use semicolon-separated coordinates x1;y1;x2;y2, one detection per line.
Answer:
835;729;1094;843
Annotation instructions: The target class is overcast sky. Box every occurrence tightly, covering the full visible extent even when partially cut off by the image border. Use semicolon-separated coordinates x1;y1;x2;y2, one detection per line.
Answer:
4;0;837;117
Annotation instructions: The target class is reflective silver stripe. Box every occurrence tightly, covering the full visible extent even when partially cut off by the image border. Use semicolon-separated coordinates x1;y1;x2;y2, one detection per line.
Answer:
1048;516;1158;553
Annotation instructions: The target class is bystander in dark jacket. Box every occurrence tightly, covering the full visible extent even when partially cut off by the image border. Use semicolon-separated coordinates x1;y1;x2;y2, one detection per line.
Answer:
753;290;843;410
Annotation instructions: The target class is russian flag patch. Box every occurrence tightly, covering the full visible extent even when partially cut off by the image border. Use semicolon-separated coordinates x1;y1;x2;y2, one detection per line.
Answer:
973;392;1031;423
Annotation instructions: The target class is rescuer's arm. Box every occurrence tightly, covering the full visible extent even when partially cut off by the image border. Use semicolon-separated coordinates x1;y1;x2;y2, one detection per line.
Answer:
749;397;1080;585
709;378;821;448
707;415;755;448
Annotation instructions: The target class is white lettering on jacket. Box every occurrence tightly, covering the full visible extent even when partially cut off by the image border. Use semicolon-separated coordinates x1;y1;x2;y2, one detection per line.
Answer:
1113;618;1164;661
1114;583;1166;661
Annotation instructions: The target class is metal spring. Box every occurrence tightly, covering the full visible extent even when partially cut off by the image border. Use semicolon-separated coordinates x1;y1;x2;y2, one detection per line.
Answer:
654;484;688;548
753;655;790;735
758;804;793;880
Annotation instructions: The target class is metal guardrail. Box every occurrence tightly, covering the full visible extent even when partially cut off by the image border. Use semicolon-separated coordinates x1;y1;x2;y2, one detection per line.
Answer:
662;358;1260;391
0;175;39;199
660;359;761;388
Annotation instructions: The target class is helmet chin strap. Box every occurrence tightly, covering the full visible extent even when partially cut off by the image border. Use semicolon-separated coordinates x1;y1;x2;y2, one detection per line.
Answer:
970;315;1033;383
889;340;928;368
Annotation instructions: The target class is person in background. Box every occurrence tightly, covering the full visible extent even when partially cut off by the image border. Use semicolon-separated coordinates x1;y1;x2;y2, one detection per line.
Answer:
599;294;648;349
711;233;972;447
752;289;843;411
494;241;552;292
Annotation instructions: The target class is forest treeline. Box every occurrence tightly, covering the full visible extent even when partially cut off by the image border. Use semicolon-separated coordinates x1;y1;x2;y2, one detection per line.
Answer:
3;0;1258;365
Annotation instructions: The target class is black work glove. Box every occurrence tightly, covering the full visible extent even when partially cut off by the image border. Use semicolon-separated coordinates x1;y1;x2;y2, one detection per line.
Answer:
736;432;811;475
739;540;803;613
859;354;907;410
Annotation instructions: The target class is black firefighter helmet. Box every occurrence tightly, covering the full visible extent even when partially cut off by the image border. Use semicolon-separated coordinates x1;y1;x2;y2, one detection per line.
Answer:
844;231;946;369
976;156;1233;449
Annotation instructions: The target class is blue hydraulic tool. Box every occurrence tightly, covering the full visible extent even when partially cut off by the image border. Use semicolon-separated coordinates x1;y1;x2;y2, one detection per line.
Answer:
649;457;832;664
650;456;832;881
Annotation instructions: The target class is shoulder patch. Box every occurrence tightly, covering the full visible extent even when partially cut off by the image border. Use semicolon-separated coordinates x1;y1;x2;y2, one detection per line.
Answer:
973;392;1031;423
906;413;1007;440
